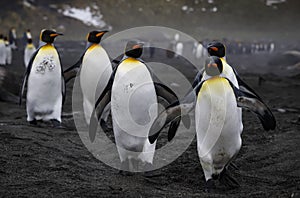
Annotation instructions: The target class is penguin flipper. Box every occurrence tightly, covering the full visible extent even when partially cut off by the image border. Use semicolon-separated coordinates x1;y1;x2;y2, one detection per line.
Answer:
233;69;263;101
236;96;276;131
89;89;112;143
19;47;40;106
227;78;276;131
61;75;66;105
192;70;203;88
63;54;84;83
148;101;181;144
88;66;118;143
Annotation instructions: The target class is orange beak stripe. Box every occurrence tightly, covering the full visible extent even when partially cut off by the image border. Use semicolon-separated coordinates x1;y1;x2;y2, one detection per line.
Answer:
210;47;218;51
50;33;59;37
96;32;105;37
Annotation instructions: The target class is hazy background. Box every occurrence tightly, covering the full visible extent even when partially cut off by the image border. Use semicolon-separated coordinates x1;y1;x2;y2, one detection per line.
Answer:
0;0;299;42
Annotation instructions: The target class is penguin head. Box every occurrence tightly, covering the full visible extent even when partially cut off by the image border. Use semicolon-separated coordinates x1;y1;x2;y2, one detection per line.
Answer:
207;41;225;57
204;56;223;77
40;29;63;43
27;38;33;44
0;34;3;39
125;40;143;58
87;30;108;43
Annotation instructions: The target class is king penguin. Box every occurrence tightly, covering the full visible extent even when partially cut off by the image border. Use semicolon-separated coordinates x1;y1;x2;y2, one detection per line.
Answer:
24;38;36;68
19;29;65;127
148;56;276;191
63;30;112;126
89;40;180;173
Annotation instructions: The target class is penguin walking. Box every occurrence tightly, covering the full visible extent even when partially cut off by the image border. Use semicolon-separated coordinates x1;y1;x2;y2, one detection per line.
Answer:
19;29;65;126
24;38;36;68
0;34;6;65
148;56;276;191
89;41;180;173
63;30;111;125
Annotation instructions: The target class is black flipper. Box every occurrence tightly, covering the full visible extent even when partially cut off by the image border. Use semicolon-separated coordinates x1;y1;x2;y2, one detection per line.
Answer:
154;83;190;129
148;81;203;144
89;89;112;142
88;59;121;142
19;47;40;106
154;82;188;139
227;78;276;131
63;54;84;83
192;70;203;88
58;51;66;105
233;68;263;101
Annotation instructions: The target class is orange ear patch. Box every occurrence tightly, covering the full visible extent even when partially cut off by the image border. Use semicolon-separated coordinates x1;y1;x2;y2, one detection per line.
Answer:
132;44;141;49
208;63;217;68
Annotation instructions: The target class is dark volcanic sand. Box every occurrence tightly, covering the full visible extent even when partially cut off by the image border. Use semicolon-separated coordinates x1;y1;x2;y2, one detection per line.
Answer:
0;41;300;197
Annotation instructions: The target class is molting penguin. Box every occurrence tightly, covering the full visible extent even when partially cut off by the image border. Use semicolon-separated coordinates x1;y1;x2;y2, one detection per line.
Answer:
24;38;36;68
19;29;65;127
148;56;276;191
64;30;111;125
89;40;180;173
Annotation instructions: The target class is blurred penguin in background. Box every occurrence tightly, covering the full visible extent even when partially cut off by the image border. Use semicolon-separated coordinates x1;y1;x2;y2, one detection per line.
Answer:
23;29;32;49
0;34;6;65
174;33;183;57
8;27;17;50
194;41;207;59
4;36;12;65
24;38;36;68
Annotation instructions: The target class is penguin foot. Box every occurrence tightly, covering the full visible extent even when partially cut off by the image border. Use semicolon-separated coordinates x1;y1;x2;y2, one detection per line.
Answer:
100;119;112;131
229;162;239;170
219;169;240;188
204;179;216;193
118;170;134;176
142;162;161;177
51;119;62;128
29;119;37;125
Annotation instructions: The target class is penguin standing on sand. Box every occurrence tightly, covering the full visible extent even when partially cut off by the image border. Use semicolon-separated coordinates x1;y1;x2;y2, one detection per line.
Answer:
0;34;6;65
19;29;65;126
89;41;180;173
148;56;276;191
63;30;111;125
24;38;36;68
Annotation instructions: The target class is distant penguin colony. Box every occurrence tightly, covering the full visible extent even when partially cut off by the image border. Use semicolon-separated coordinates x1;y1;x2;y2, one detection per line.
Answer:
6;28;276;191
